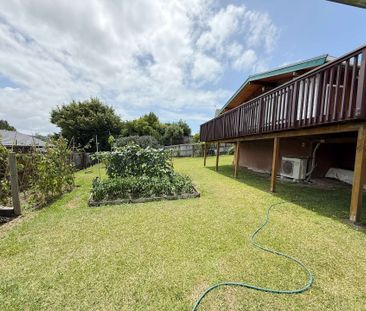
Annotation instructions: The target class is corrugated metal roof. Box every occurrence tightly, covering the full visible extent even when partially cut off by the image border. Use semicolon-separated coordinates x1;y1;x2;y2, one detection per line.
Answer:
218;54;332;115
0;130;47;147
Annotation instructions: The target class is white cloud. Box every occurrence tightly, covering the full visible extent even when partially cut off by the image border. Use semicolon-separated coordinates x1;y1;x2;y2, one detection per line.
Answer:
0;0;278;134
232;49;258;71
191;53;223;82
197;4;278;73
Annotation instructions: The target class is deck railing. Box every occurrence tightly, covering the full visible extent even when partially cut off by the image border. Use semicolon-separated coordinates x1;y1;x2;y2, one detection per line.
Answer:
200;45;366;142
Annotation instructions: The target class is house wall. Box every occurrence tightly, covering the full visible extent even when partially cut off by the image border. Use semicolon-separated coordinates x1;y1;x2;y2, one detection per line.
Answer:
238;138;356;177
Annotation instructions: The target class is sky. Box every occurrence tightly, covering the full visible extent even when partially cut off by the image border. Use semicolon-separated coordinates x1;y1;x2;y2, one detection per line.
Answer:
0;0;366;135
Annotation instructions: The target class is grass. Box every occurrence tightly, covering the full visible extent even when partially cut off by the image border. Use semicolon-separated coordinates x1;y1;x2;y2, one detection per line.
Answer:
0;155;366;310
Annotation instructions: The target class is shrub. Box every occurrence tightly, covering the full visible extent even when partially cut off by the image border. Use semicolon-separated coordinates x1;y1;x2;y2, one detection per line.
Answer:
0;144;10;205
227;145;235;155
98;144;174;179
29;138;74;206
114;135;160;149
91;173;195;201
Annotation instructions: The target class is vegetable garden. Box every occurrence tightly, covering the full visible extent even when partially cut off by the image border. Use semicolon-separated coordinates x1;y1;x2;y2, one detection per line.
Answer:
0;138;74;216
90;144;199;205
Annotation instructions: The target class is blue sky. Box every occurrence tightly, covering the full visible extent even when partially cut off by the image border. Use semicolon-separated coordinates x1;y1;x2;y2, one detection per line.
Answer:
0;0;365;135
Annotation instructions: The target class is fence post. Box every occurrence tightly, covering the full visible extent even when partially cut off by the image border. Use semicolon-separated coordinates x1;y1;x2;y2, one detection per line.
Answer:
192;144;195;158
9;152;21;216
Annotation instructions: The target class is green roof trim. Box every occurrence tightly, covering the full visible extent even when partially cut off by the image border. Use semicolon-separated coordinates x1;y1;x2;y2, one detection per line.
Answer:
218;54;330;114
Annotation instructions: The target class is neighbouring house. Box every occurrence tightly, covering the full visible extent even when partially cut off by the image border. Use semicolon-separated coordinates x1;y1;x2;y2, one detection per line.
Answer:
0;130;47;150
200;44;366;223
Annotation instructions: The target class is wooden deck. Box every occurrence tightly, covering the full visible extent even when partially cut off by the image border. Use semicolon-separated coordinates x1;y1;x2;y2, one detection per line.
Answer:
200;45;366;143
200;45;366;223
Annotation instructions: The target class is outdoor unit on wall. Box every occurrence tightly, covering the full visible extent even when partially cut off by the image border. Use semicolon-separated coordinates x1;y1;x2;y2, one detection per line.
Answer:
280;157;308;181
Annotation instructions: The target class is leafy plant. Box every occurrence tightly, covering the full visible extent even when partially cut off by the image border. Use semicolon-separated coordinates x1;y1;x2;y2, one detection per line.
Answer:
29;138;75;206
114;135;160;149
97;144;174;179
91;173;195;201
92;144;196;202
0;144;10;205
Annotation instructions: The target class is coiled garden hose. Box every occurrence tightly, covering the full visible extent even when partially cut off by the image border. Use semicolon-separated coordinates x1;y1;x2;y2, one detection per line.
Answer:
192;202;314;311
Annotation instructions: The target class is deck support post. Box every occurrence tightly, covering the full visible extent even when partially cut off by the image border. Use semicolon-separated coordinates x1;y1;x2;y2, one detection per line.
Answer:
234;142;241;178
349;125;366;222
270;137;280;192
203;143;207;167
9;152;21;216
215;142;220;171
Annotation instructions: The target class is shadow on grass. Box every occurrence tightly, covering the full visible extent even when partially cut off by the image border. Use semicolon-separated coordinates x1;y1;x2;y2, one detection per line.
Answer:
206;164;366;227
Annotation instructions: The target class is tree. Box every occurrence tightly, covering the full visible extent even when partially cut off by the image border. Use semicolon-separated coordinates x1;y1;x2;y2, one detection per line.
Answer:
119;112;192;146
0;120;16;131
121;113;165;142
177;120;191;136
192;133;200;143
50;98;122;151
163;123;185;145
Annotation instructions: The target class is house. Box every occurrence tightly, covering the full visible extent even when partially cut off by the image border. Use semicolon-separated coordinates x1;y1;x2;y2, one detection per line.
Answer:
200;44;366;223
0;130;47;150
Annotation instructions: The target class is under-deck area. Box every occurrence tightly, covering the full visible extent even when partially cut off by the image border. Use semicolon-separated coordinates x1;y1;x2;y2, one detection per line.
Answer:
200;45;366;223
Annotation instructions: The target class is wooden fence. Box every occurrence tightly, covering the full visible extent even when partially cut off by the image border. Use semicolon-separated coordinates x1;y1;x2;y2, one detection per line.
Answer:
165;143;233;157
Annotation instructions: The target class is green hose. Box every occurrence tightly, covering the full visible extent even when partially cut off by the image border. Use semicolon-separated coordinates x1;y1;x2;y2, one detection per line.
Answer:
192;202;314;311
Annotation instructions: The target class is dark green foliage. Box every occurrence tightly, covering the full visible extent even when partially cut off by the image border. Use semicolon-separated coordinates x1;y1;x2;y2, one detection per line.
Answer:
92;144;195;201
176;120;191;136
121;113;164;142
114;135;160;149
50;98;122;151
91;173;194;201
0;144;10;205
99;144;174;179
120;112;191;146
162;123;184;145
0;120;16;131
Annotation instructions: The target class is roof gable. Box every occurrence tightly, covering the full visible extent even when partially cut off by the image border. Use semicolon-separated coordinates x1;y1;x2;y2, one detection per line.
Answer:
219;54;331;115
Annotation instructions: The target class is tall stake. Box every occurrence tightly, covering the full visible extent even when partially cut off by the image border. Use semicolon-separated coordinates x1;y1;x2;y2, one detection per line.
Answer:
96;135;101;178
9;152;21;216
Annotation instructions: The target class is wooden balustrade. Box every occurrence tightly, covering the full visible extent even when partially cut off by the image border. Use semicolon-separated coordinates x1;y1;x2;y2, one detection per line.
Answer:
200;45;366;142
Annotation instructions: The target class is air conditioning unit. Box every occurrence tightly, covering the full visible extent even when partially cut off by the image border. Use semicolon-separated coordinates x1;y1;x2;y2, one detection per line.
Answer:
280;157;308;181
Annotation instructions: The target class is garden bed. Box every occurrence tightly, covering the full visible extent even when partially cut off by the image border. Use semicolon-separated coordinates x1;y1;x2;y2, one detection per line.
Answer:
88;186;200;207
90;144;199;207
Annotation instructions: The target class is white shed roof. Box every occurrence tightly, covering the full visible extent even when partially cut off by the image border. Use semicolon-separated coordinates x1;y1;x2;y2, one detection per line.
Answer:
0;130;47;147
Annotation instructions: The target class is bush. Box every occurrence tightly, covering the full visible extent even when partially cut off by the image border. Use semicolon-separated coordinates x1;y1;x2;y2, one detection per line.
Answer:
29;138;74;206
92;144;197;203
114;135;160;149
227;145;235;155
0;144;10;205
98;144;174;179
91;173;195;201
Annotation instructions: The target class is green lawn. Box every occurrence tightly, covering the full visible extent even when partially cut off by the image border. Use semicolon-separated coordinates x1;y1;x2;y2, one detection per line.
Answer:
1;155;366;310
